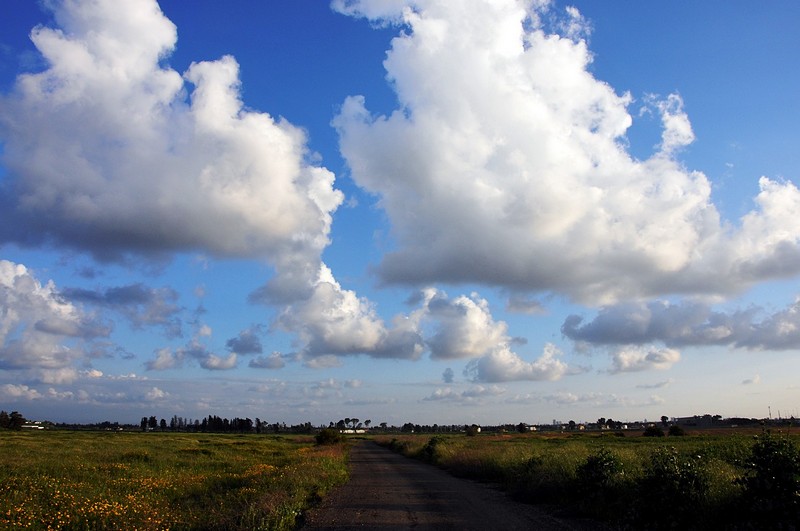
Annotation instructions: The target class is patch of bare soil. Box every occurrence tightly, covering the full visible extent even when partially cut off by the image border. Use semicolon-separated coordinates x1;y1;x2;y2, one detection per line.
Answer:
300;441;605;530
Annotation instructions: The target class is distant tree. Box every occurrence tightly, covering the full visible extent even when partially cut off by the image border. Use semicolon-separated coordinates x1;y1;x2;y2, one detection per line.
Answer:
465;424;480;436
568;420;577;431
661;415;669;427
255;417;262;434
159;418;167;431
9;411;25;430
643;425;665;437
364;419;371;429
598;417;606;429
148;416;158;430
668;425;686;436
380;422;388;430
140;417;148;431
344;417;351;429
0;410;10;429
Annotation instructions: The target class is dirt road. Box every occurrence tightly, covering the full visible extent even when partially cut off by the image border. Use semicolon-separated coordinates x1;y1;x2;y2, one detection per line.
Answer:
300;441;601;530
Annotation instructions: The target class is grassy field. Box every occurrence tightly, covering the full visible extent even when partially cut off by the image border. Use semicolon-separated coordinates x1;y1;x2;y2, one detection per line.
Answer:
0;430;348;530
377;428;800;529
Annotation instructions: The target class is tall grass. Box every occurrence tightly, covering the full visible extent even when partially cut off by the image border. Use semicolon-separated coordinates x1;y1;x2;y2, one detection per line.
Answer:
380;430;800;529
0;430;348;530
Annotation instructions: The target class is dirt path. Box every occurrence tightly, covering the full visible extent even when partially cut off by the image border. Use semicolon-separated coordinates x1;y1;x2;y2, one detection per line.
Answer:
300;441;602;530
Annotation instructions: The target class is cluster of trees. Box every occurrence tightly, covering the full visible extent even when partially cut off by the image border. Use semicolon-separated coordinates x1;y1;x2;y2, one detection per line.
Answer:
596;417;625;430
331;418;371;430
139;414;316;434
0;410;26;430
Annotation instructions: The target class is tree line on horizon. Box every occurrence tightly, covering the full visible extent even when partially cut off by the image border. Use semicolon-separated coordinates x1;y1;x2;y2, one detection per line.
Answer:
0;410;26;430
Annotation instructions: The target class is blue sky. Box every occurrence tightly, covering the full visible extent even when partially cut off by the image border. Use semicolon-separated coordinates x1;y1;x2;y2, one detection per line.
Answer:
1;0;799;426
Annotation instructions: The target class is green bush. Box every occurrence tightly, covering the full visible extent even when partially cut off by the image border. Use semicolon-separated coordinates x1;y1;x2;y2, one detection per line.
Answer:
632;446;709;529
575;448;627;519
642;425;665;437
421;436;445;464
314;428;346;445
737;431;800;524
668;425;686;436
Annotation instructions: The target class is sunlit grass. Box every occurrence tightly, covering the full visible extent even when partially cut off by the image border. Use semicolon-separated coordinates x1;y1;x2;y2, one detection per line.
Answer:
0;431;348;530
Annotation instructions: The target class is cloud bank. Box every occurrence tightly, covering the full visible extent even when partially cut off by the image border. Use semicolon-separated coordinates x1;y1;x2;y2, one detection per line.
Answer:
2;0;798;401
334;0;800;305
563;298;800;351
0;0;342;305
0;260;108;383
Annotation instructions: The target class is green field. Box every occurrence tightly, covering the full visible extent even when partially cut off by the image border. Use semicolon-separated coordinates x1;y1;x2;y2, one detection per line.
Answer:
3;427;798;530
0;431;348;530
378;429;800;529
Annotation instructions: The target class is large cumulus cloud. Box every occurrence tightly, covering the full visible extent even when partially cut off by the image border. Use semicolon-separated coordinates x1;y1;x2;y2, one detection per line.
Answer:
0;0;342;305
334;0;800;305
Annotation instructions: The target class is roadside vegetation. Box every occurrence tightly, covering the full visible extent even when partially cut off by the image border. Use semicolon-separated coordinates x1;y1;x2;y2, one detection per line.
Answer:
0;430;348;530
380;428;800;529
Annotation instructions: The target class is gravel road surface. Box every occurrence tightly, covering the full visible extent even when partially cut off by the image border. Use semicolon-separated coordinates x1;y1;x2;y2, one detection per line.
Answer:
300;441;603;530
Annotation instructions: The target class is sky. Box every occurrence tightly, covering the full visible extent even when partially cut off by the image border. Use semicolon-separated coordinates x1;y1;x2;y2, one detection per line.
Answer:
1;0;799;426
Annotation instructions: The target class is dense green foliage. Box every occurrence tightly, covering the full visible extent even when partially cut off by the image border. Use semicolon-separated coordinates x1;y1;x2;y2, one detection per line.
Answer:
736;430;800;526
642;425;665;437
0;410;26;430
379;429;800;529
0;430;348;530
314;428;347;445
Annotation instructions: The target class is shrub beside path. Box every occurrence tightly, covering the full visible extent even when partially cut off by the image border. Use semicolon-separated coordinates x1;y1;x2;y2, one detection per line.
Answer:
300;440;605;530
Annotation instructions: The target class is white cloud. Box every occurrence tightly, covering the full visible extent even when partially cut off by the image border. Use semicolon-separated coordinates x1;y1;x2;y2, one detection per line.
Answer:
145;347;181;371
422;384;505;402
425;290;508;360
144;386;168;401
37;367;82;385
146;339;237;371
303;354;343;369
334;0;800;305
0;260;107;380
1;383;43;400
283;267;389;355
278;281;539;376
610;346;680;373
0;0;342;305
422;387;458;401
650;93;695;154
249;352;286;370
465;343;568;382
199;352;237;371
